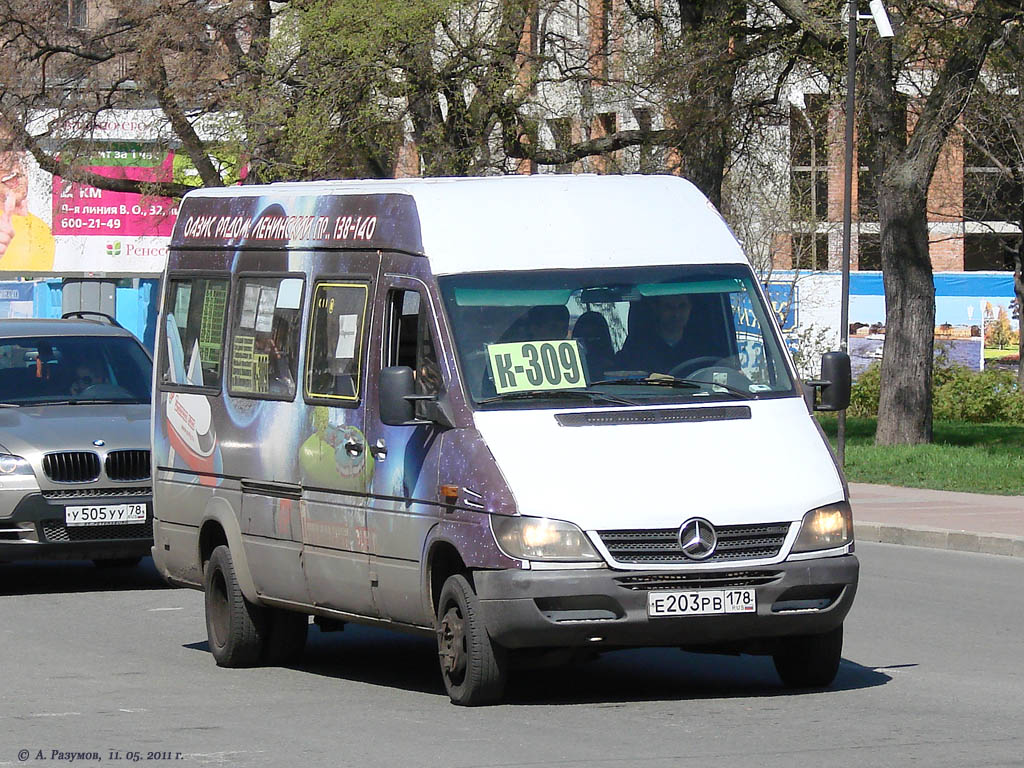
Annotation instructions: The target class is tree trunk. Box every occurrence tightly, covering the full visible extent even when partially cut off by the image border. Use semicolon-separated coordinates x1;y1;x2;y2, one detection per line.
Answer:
876;182;935;444
861;35;935;445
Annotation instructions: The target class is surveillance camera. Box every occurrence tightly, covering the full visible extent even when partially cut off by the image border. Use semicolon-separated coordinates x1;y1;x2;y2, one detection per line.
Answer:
869;0;895;38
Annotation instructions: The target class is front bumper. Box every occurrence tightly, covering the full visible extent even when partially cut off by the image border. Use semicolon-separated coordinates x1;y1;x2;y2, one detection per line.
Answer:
474;554;858;651
0;491;153;561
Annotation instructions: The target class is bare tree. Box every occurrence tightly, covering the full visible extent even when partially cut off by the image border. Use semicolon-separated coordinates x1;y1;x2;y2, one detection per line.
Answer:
772;0;1024;445
961;29;1024;386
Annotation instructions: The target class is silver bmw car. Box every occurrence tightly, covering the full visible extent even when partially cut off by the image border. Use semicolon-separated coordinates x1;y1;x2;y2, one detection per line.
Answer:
0;315;153;567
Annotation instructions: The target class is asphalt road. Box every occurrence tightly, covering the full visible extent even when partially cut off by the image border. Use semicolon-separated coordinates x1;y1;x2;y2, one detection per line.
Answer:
1;542;1021;768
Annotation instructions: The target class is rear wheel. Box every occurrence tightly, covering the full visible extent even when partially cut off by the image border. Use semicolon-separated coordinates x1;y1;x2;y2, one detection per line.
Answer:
436;574;507;706
773;624;843;689
203;545;265;667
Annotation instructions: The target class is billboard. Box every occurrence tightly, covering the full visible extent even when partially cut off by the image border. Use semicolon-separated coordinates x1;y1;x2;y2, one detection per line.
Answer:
50;143;178;274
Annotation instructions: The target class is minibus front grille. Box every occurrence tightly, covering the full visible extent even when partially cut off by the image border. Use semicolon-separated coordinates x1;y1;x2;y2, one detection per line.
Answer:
42;452;101;483
598;523;791;565
615;571;783;590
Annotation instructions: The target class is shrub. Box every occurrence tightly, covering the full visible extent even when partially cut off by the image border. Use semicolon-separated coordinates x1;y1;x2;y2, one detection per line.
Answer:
848;361;1024;423
848;363;881;418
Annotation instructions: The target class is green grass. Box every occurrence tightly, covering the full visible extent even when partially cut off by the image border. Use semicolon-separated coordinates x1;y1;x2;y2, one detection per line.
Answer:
817;416;1024;495
983;346;1016;360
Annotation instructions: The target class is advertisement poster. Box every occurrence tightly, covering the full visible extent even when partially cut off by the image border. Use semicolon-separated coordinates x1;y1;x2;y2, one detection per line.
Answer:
847;273;1013;374
52;144;178;237
49;143;179;274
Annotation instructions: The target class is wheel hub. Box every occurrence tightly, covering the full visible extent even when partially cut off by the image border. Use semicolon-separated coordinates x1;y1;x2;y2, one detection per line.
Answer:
438;606;466;677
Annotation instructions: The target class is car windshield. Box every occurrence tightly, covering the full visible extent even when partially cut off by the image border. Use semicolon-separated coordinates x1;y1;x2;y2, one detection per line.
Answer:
437;264;796;409
0;335;152;405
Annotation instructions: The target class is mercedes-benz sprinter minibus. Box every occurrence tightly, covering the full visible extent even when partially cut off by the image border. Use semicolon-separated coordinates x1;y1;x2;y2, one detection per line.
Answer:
152;175;857;705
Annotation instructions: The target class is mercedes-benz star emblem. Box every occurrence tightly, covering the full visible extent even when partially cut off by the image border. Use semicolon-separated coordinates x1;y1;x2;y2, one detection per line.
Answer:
678;517;718;560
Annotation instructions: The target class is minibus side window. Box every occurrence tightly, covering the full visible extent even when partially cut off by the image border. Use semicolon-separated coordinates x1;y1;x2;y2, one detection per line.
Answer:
162;276;229;389
385;289;440;418
228;276;304;400
305;282;369;405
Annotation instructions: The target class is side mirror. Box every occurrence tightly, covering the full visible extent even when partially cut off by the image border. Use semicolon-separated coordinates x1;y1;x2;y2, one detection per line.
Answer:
807;351;852;412
380;366;453;427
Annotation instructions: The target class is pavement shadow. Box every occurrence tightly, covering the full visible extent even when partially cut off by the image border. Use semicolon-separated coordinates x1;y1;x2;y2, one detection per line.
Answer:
182;622;892;704
0;557;172;596
501;650;892;705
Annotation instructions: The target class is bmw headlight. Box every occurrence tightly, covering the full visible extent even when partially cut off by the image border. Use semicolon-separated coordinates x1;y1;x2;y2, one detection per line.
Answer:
491;516;602;562
0;453;34;477
791;501;853;553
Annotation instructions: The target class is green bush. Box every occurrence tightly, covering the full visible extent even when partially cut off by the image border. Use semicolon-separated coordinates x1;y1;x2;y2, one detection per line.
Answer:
849;362;1024;423
848;363;881;418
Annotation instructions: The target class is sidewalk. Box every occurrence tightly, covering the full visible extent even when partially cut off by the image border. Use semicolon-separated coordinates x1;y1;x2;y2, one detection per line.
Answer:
850;483;1024;557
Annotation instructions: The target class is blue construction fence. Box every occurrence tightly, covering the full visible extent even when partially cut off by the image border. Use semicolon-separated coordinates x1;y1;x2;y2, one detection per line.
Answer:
0;279;161;353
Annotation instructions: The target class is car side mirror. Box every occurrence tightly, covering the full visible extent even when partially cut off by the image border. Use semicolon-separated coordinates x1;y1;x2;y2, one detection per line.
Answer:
380;366;452;427
806;351;852;412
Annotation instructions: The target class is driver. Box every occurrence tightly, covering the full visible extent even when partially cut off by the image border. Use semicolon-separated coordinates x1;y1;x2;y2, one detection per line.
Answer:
70;362;107;395
613;293;698;375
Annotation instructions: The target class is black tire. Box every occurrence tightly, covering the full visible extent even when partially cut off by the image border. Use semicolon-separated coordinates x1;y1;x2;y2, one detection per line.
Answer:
93;557;142;569
436;573;507;706
203;545;265;667
773;623;844;689
262;608;309;665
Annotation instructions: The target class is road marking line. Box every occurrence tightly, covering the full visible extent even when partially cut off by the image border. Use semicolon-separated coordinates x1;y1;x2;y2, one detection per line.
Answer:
28;712;81;717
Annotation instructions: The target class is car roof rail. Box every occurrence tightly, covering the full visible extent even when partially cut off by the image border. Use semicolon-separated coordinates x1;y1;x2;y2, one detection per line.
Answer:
60;311;124;329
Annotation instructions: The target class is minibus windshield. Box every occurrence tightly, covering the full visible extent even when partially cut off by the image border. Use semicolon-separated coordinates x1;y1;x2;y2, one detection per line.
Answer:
438;264;797;409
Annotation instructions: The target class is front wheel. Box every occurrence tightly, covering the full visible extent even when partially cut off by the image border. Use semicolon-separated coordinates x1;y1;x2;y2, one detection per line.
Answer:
203;545;265;667
772;623;843;689
436;574;507;706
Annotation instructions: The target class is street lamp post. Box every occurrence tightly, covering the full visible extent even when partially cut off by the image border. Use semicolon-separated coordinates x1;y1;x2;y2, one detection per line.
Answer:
837;0;893;467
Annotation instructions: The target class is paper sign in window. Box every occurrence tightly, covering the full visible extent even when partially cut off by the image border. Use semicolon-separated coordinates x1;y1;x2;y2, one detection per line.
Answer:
487;339;585;394
255;287;277;333
276;278;303;310
172;283;191;329
335;314;359;359
240;284;259;329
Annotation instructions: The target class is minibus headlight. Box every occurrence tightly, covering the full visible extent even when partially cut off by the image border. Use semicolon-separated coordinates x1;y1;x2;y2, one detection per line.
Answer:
491;516;602;562
791;501;853;553
0;453;34;477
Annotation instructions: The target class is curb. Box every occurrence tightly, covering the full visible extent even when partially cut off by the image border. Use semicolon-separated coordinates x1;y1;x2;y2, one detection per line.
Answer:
855;522;1024;558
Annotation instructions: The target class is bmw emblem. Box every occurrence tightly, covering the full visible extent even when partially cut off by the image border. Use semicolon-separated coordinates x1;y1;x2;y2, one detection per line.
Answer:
93;439;106;447
678;518;718;561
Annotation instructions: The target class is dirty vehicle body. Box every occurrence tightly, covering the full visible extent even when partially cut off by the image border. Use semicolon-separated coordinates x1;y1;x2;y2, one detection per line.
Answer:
0;316;154;566
152;175;857;705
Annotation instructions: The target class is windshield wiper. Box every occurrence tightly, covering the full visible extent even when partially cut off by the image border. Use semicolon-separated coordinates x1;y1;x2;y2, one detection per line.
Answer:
591;376;754;400
477;389;637;406
0;402;20;408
